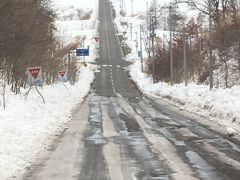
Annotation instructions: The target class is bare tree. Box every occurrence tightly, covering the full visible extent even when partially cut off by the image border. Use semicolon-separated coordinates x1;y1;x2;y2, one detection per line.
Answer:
0;0;68;93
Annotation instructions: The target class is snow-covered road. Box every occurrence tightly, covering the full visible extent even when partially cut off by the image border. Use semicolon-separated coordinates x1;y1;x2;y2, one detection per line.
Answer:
1;0;240;179
21;0;240;179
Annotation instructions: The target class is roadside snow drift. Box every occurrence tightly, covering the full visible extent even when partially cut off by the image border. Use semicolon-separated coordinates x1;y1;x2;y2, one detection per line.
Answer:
129;60;240;135
0;68;94;179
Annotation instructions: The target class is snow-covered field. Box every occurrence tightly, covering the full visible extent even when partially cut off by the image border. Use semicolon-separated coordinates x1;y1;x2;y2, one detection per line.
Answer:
112;0;240;135
0;0;98;179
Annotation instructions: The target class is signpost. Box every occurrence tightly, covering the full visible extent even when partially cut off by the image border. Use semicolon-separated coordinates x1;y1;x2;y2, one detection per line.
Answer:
76;48;89;56
58;70;67;82
94;36;100;43
59;71;65;77
94;36;100;50
27;66;43;86
76;47;89;67
138;51;142;58
26;66;45;103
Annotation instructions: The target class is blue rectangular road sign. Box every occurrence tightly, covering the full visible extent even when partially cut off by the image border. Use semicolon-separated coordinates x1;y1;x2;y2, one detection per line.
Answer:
138;51;142;58
76;48;89;56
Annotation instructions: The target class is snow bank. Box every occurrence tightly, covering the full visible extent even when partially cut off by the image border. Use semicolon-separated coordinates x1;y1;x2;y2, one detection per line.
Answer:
129;60;240;134
0;67;94;179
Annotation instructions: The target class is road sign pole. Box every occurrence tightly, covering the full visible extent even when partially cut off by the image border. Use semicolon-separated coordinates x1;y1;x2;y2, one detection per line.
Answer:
83;41;85;63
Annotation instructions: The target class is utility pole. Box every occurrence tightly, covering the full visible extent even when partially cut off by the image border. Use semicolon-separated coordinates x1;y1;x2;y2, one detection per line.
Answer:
147;2;151;60
169;6;173;86
141;26;151;63
135;31;138;54
140;25;143;71
183;25;188;86
130;23;133;41
120;0;123;11
131;0;133;17
150;14;155;82
208;0;213;90
146;2;149;26
163;4;174;85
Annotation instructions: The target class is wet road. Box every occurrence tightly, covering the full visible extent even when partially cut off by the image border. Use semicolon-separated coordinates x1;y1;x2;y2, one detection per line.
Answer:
22;0;240;179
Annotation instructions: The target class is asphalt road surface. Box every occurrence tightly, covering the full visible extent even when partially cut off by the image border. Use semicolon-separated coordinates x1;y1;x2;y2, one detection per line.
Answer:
22;0;240;179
